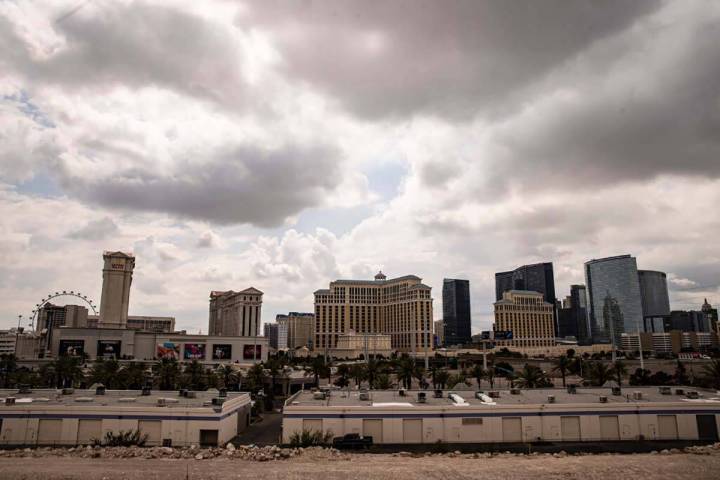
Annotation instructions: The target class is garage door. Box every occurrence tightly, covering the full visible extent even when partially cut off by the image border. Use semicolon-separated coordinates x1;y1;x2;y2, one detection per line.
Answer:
561;416;581;441
302;419;323;433
37;419;63;446
657;415;678;440
599;416;619;440
77;419;102;445
139;420;162;446
402;419;423;443
502;417;522;443
696;415;718;441
363;419;383;444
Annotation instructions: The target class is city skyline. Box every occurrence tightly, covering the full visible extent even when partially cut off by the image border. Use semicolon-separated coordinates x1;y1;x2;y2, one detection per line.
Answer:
1;1;719;334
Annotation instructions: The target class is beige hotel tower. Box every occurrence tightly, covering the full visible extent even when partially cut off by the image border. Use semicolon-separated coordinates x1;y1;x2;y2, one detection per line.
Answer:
313;272;433;352
98;251;135;329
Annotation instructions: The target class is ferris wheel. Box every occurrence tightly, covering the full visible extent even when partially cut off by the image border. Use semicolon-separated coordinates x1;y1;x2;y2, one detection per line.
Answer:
30;291;98;330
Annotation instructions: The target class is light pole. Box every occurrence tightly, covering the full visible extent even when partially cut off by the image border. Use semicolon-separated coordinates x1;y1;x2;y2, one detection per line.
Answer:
15;315;22;356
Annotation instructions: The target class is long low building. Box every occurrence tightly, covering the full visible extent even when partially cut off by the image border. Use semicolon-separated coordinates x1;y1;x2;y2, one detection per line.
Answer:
0;388;251;447
49;327;268;364
283;387;720;445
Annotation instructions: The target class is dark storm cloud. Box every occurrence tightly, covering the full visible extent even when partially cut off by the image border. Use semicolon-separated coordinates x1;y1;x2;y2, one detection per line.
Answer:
239;0;661;120
0;2;248;106
63;143;343;227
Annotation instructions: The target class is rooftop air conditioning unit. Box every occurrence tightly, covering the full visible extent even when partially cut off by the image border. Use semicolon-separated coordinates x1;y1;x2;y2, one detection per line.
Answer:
399;389;406;397
567;385;577;394
685;391;700;399
95;386;106;396
359;392;370;401
157;398;167;407
313;391;326;400
179;389;187;397
185;391;197;399
62;388;74;395
434;390;443;398
547;395;555;403
141;387;152;396
18;385;31;394
658;386;671;395
675;389;685;396
612;387;622;396
475;391;485;400
488;391;500;398
5;397;16;406
211;397;225;406
219;388;227;398
599;396;608;403
632;391;643;400
510;388;521;395
417;392;427;403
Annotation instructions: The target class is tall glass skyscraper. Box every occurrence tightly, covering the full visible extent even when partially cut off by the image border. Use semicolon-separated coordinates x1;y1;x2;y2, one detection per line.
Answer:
495;262;557;333
442;279;471;346
637;270;670;318
584;255;643;346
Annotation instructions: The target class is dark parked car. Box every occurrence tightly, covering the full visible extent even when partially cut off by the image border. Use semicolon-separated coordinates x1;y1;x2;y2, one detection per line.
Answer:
332;433;373;449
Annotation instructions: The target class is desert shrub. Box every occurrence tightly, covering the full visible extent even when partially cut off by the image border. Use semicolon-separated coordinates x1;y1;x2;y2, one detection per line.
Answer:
288;429;333;447
93;429;148;447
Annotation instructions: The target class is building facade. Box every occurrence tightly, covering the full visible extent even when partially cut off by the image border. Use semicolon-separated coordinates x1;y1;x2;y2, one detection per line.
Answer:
313;272;433;352
276;312;315;349
584;255;644;346
0;389;251;447
208;288;263;337
493;290;555;348
264;323;279;350
495;262;557;334
702;299;718;334
638;270;671;318
557;285;591;344
442;279;472;346
434;319;445;347
331;332;392;359
98;251;135;329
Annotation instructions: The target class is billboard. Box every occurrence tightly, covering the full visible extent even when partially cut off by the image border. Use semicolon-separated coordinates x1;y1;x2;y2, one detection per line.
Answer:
243;344;261;360
59;340;85;357
183;343;206;360
493;330;514;340
157;342;180;360
97;340;121;359
212;344;232;360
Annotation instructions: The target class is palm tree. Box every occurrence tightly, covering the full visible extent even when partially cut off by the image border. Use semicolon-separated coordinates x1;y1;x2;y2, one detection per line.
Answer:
413;366;427;389
612;360;627;388
366;359;381;389
350;363;367;387
552;355;571;387
482;368;496;389
216;365;240;390
515;364;549;388
88;358;121;389
674;360;689;385
374;373;391;389
587;361;614;387
54;356;84;388
471;364;484;389
118;362;147;389
434;369;450;389
246;363;267;393
154;358;180;390
305;357;329;387
702;359;720;390
0;354;17;388
183;360;206;390
334;364;351;388
397;357;416;389
265;358;284;399
629;368;652;386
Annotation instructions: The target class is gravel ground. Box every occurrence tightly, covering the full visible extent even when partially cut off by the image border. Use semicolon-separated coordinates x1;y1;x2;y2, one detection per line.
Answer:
1;450;719;480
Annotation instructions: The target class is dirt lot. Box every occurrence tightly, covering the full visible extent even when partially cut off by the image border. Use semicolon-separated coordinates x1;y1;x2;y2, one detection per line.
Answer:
1;451;719;480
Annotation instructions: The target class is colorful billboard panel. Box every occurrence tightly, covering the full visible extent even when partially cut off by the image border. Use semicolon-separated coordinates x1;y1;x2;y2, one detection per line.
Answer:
59;340;85;357
97;340;121;359
243;344;261;360
183;343;206;360
212;344;232;360
157;342;180;360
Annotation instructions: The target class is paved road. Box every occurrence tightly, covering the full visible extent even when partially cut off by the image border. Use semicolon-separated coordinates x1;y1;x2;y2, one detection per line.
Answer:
1;452;719;480
232;412;283;445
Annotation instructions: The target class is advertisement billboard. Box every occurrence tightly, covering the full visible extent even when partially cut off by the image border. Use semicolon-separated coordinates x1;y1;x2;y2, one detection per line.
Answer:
157;342;180;360
243;344;261;360
212;344;232;360
59;340;85;357
183;343;206;360
97;340;121;359
493;330;514;340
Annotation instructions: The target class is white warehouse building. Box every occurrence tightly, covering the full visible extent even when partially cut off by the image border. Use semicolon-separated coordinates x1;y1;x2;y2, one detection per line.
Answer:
283;387;720;445
0;388;251;447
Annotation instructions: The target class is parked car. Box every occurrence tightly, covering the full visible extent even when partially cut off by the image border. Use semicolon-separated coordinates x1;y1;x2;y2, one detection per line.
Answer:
332;433;373;449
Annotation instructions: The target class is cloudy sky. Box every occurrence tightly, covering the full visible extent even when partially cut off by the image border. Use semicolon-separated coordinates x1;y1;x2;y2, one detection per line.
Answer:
1;0;719;333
